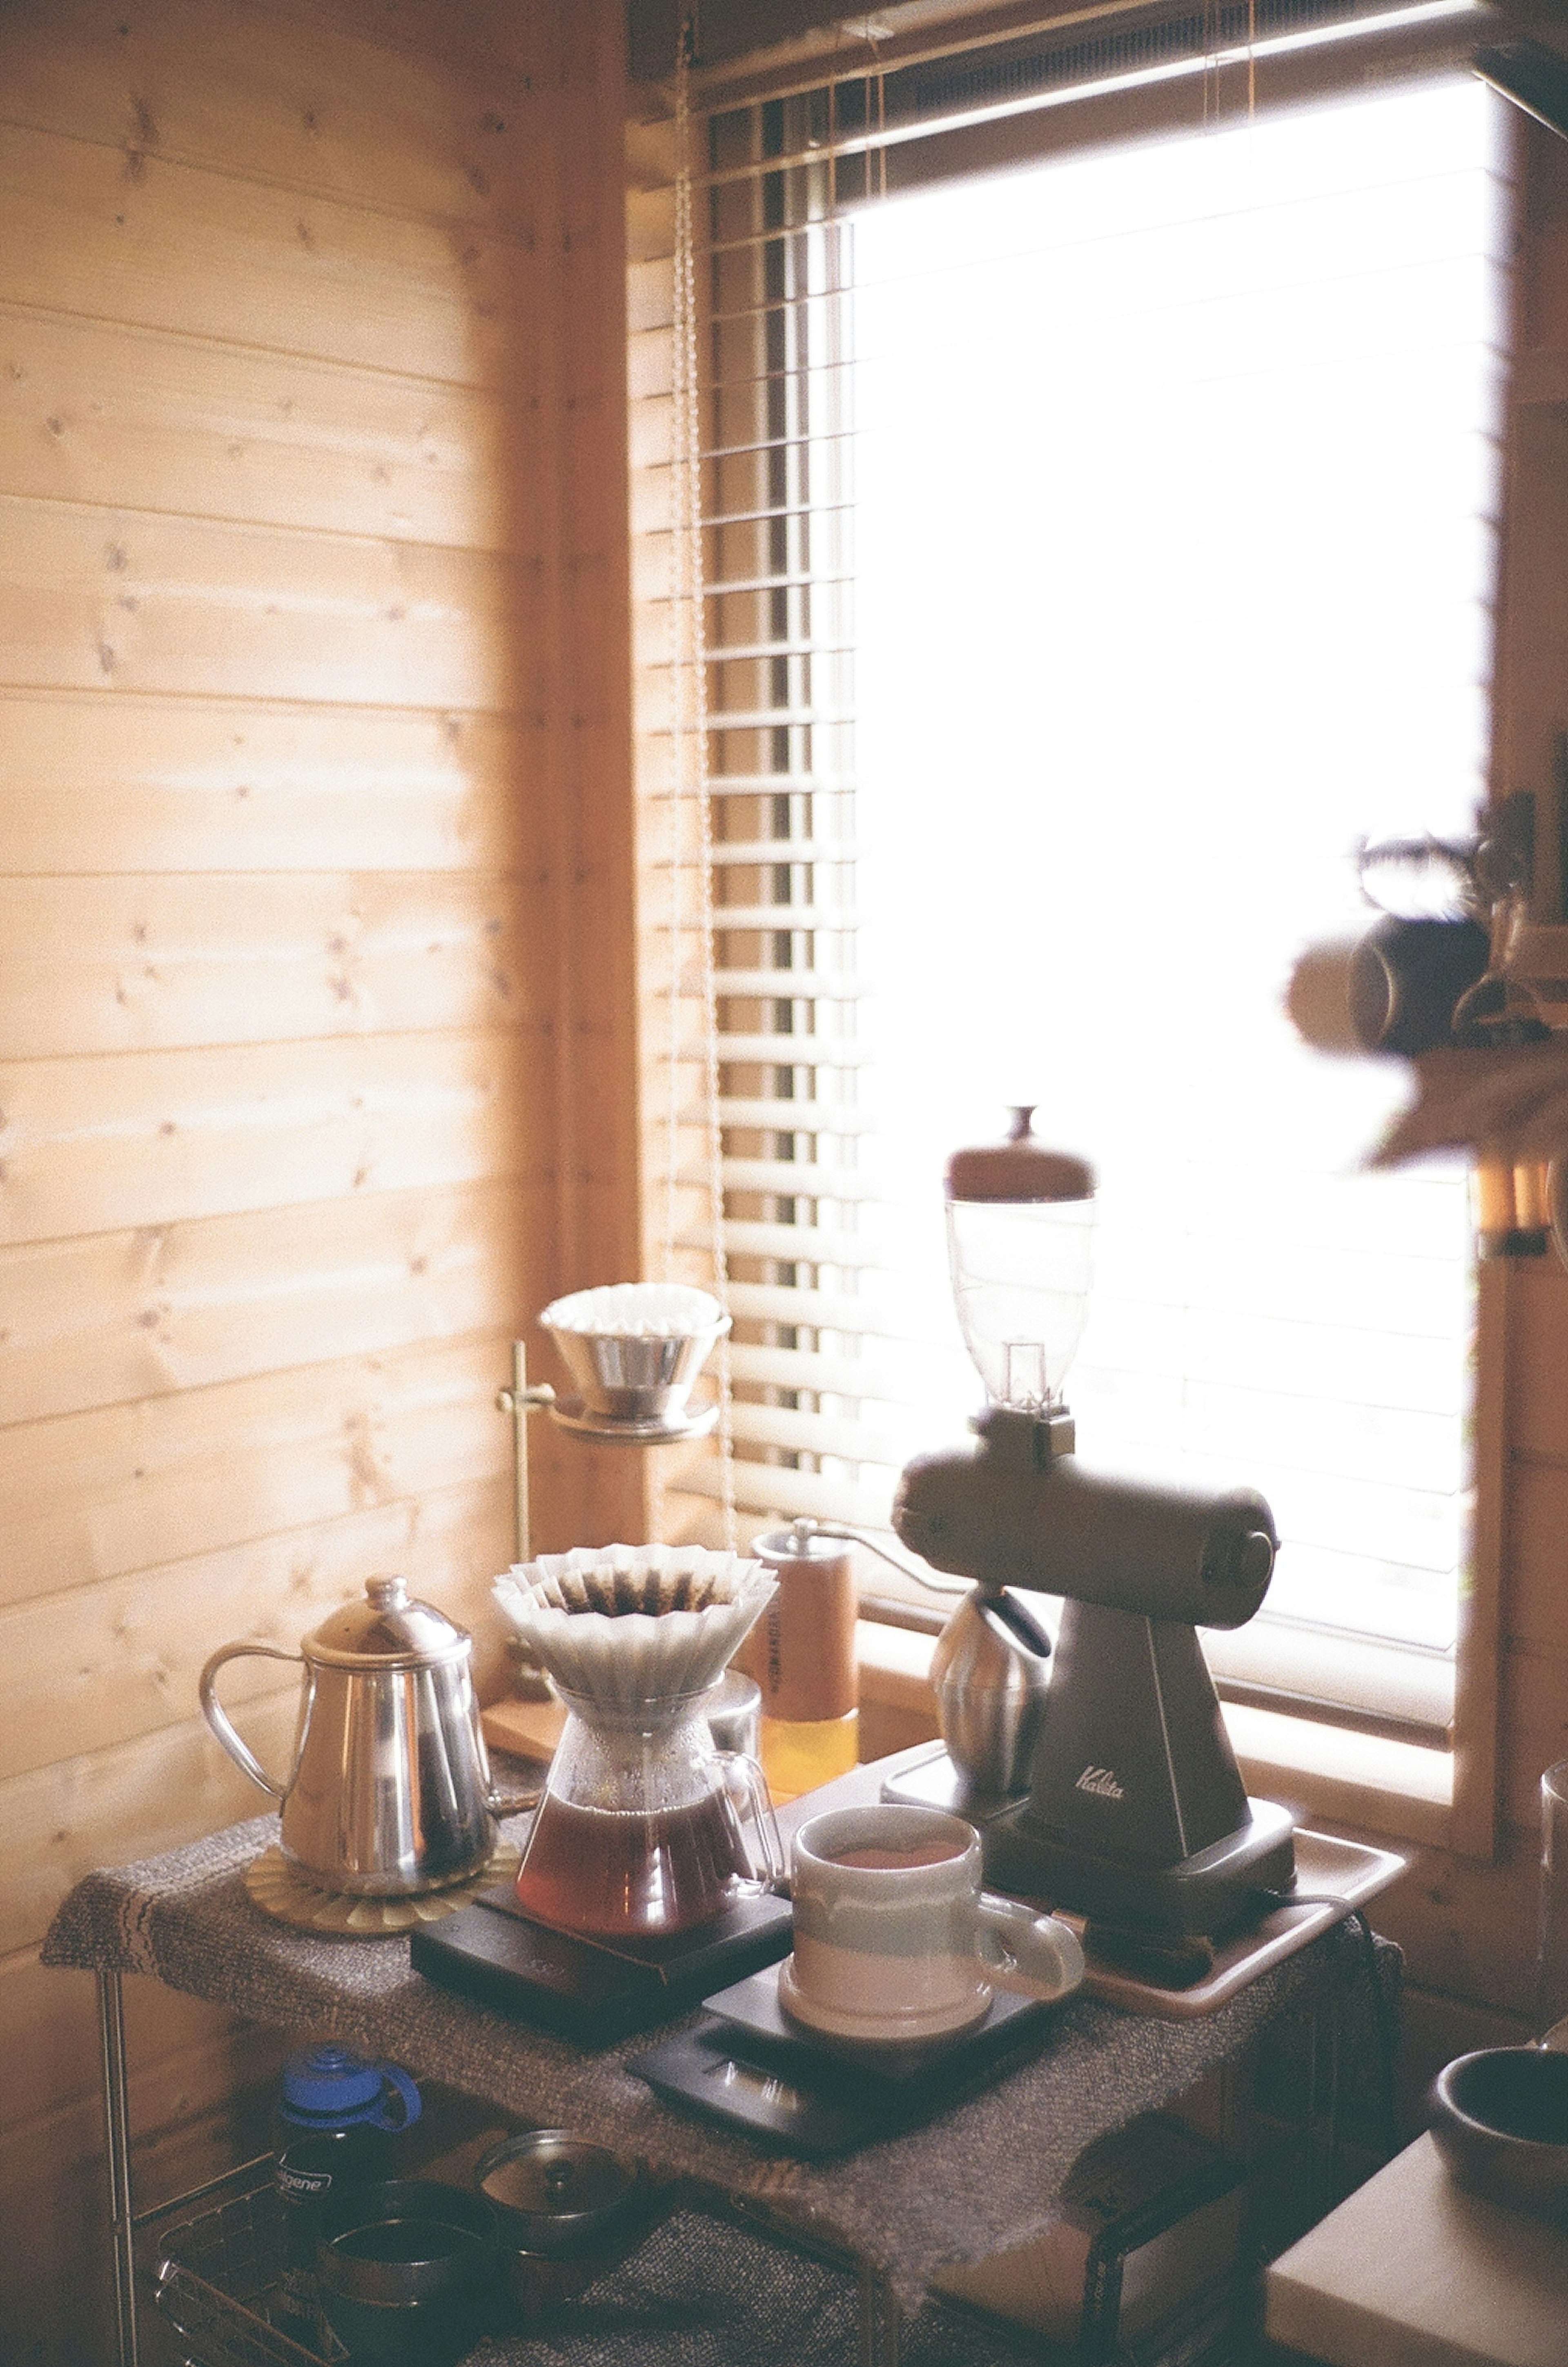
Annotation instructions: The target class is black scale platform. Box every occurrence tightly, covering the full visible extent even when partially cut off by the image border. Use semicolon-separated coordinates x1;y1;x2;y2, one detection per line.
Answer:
410;1885;1065;2154
408;1880;793;2044
631;1967;1059;2157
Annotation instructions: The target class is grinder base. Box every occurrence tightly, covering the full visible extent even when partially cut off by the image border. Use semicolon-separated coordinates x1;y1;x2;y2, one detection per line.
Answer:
983;1794;1297;1942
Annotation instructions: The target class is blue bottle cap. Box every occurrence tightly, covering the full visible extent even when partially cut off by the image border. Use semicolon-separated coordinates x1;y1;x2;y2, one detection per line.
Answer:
279;2044;394;2125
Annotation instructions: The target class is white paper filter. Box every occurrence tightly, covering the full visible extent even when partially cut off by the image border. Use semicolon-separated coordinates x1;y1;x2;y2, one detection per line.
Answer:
493;1545;775;1713
538;1284;726;1340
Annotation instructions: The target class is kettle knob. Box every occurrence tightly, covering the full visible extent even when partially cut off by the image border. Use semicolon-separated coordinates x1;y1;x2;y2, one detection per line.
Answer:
366;1575;410;1609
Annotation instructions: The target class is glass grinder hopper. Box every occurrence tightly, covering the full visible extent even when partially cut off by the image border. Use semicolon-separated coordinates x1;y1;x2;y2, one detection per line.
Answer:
884;1110;1296;1950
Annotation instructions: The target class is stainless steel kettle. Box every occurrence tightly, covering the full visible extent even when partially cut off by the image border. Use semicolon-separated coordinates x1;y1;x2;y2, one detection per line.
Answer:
200;1576;532;1896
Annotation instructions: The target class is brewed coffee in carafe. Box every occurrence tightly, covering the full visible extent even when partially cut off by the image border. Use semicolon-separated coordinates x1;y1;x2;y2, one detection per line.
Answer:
494;1545;783;1942
517;1696;775;1938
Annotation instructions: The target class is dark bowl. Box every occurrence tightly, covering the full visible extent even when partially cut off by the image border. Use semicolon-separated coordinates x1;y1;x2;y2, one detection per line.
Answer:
1429;2047;1568;2220
316;2178;498;2362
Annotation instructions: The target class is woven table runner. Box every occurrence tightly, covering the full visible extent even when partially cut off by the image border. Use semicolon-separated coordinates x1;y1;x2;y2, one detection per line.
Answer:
44;1814;1356;2312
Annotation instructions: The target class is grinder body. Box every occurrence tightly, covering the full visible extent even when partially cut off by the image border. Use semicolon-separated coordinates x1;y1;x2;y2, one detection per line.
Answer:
892;1409;1296;1939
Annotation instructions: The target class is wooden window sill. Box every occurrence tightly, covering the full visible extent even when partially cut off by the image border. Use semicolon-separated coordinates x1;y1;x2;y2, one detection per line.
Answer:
856;1622;1453;1852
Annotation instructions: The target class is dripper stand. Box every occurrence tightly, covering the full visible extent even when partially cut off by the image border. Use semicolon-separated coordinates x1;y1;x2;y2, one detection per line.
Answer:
496;1286;731;1565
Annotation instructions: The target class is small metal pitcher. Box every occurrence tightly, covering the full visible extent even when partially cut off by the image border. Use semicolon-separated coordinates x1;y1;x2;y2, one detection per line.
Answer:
200;1576;532;1897
933;1585;1054;1797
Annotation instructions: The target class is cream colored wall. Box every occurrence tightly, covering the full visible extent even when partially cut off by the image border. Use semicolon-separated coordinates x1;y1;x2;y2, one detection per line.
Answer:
0;5;641;2358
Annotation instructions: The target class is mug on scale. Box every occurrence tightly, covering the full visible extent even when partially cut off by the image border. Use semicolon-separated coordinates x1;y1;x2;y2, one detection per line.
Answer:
781;1803;1084;2044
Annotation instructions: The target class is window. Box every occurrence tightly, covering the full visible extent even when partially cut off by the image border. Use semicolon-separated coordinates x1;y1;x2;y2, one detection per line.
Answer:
635;0;1522;1804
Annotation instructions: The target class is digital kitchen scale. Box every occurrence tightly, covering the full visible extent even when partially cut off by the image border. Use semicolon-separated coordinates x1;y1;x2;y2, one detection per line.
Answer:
629;1962;1062;2157
410;1881;793;2045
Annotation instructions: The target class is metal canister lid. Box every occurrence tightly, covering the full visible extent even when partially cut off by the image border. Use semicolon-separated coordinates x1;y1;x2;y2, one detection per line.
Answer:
474;2131;639;2258
305;1575;472;1669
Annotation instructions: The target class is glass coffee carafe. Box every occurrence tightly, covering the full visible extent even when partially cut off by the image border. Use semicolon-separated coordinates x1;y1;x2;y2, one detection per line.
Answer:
517;1685;782;1939
494;1545;784;1942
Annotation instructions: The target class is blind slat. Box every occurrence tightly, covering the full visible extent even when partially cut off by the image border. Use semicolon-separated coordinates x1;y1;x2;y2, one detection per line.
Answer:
705;840;861;865
670;1457;900;1530
714;973;867;999
717;1159;893;1197
712;907;856;932
715;1098;873;1132
726;1279;952;1338
717;1037;868;1067
721;1219;913;1268
727;1400;922;1466
727;1338;968;1401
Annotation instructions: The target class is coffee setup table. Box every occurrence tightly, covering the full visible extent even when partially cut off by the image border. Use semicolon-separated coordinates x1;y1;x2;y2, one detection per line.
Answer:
45;1749;1403;2367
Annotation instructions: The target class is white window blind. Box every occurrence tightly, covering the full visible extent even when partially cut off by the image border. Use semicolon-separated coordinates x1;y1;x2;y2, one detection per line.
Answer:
665;7;1518;1745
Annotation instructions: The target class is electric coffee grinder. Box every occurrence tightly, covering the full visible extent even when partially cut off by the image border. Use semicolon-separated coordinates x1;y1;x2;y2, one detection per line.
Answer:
883;1111;1296;1961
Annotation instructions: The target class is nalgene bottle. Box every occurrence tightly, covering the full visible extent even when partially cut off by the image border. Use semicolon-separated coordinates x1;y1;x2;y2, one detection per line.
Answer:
274;2042;420;2336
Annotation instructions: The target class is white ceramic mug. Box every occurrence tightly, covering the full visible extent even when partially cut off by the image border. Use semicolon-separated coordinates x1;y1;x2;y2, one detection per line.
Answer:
780;1803;1084;2044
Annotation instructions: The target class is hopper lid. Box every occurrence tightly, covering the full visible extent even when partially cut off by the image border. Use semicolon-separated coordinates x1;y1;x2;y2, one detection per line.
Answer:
946;1106;1094;1204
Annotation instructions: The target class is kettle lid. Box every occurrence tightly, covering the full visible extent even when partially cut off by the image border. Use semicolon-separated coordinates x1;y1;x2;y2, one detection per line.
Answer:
305;1575;471;1669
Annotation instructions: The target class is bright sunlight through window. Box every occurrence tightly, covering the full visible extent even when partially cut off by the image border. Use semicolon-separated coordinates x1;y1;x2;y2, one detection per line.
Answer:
846;76;1507;1712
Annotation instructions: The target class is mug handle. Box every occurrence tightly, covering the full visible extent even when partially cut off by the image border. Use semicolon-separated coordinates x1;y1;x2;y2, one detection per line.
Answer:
717;1752;786;1894
975;1894;1085;2002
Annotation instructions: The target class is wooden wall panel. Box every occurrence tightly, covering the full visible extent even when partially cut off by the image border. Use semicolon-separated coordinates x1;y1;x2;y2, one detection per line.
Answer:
0;1030;543;1245
0;1948;247;2140
0;4;640;2354
0;498;537;706
0;305;526;551
0;0;539;229
0;1177;537;1427
1;1333;515;1607
0;1471;513;1780
0;1686;301;1961
0;871;544;1056
0;121;541;385
0;696;536;874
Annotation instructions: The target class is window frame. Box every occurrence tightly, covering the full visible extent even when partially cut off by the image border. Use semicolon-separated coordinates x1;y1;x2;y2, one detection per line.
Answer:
624;3;1546;1860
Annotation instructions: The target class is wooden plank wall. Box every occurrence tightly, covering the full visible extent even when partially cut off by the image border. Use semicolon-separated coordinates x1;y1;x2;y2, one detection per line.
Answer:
0;5;643;2359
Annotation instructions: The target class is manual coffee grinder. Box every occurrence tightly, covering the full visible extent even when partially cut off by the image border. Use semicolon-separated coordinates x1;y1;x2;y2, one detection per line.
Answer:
883;1111;1296;1953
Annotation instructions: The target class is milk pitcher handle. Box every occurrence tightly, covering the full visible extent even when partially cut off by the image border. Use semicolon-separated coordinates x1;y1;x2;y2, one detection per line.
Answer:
719;1751;786;1893
200;1642;307;1800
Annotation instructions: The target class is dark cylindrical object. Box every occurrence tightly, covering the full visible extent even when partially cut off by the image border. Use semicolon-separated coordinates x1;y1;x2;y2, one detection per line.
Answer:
316;2178;497;2365
274;2044;421;2340
1350;914;1490;1054
893;1415;1276;1630
474;2129;650;2329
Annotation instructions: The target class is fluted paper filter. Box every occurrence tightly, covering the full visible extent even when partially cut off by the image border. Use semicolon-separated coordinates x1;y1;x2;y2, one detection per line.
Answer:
494;1546;774;1713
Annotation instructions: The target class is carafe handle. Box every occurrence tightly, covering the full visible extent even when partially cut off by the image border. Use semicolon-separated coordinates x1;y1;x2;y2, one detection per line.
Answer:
719;1751;786;1894
199;1643;307;1800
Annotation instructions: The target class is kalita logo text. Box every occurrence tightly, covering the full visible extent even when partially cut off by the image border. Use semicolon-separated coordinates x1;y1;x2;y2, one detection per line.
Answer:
1075;1765;1125;1800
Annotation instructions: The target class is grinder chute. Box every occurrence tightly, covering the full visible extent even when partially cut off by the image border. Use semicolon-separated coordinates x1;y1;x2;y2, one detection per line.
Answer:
884;1110;1296;1950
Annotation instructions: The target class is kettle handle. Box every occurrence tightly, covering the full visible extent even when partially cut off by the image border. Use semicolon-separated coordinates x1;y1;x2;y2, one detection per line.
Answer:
199;1643;305;1799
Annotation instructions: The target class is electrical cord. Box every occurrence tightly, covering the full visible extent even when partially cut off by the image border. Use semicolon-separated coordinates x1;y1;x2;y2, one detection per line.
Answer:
1254;1888;1401;2165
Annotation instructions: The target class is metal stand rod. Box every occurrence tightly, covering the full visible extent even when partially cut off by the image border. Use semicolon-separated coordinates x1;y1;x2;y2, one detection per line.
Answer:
497;1340;554;1565
98;1968;140;2367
